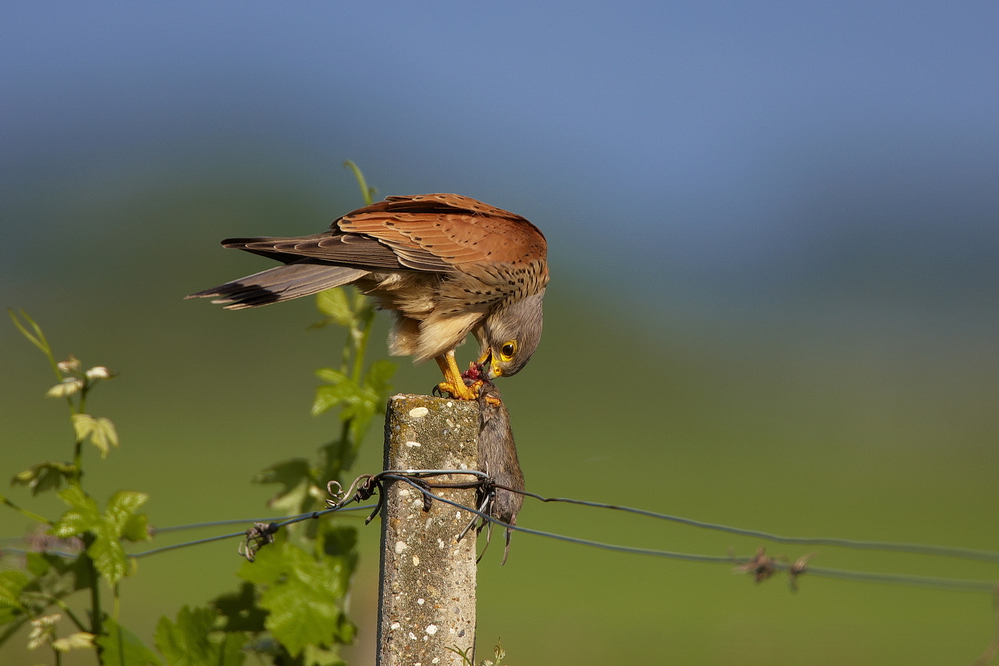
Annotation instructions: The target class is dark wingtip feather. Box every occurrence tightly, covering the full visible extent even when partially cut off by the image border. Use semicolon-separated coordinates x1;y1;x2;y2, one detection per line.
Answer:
186;263;367;309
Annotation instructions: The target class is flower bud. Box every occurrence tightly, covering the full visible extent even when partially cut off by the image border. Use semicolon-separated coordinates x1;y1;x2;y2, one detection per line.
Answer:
85;366;112;380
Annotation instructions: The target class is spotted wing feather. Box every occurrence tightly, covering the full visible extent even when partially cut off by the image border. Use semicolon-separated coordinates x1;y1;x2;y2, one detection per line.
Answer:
337;193;548;268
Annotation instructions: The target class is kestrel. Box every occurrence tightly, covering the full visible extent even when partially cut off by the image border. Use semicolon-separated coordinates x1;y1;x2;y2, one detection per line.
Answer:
187;193;549;399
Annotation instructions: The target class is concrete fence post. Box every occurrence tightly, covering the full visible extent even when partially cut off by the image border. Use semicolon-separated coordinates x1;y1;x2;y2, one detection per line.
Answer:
376;394;479;666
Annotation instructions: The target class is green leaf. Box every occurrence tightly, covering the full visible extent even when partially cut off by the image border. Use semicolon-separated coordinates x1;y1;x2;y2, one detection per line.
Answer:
0;570;29;613
25;552;51;577
317;525;359;579
316;438;357;487
340;386;380;445
95;416;119;453
155;605;245;666
72;413;97;442
235;533;287;587
254;458;318;514
155;606;211;665
314;289;354;328
98;617;162;666
11;461;75;495
122;513;151;542
303;643;349;666
237;540;353;656
95;419;119;451
88;535;129;586
217;632;248;665
0;607;18;627
212;582;267;633
51;488;148;585
72;414;120;458
363;359;396;401
253;458;312;493
313;367;385;435
312;380;362;417
22;552;93;597
105;491;149;533
51;486;102;538
315;367;348;384
258;571;349;656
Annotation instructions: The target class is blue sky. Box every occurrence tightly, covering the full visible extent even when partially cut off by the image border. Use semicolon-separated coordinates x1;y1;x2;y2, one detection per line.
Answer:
3;1;998;311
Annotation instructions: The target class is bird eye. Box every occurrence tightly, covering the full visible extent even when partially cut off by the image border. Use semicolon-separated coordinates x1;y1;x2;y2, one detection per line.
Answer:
500;341;518;360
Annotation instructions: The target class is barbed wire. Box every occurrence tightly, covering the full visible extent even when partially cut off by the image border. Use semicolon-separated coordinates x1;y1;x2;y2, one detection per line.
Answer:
381;472;999;595
507;487;999;564
149;505;376;535
135;505;376;560
3;469;997;595
0;506;376;561
154;517;312;534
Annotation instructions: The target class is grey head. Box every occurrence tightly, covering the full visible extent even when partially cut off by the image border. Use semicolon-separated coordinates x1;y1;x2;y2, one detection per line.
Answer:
474;289;545;379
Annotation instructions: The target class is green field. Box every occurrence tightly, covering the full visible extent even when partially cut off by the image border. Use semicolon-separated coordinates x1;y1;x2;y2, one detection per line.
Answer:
3;180;998;665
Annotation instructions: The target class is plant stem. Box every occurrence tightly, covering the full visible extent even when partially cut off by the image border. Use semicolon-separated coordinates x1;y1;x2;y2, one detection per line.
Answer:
1;496;53;525
68;387;89;487
40;596;87;633
340;330;353;377
343;160;374;205
8;309;62;381
82;535;103;639
351;316;374;384
89;574;102;637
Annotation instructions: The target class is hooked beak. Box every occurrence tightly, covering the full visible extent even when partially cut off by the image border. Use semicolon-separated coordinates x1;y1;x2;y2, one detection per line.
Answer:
476;348;503;379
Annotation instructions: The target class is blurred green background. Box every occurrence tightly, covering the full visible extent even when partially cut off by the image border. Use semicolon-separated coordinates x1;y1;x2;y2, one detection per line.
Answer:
3;3;999;664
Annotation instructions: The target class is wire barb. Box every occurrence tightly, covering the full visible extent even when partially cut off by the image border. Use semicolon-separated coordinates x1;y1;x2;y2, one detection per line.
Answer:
238;522;279;562
733;547;777;583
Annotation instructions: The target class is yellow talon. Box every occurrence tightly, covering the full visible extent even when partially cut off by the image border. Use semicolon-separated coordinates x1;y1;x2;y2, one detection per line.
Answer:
436;379;479;400
435;351;479;400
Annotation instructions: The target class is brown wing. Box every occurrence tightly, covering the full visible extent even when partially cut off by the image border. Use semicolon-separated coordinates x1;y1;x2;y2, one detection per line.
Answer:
337;193;548;269
218;194;545;274
220;231;407;270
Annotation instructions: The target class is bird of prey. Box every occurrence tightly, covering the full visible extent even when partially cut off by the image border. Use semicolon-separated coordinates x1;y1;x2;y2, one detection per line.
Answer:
187;193;548;399
475;380;525;565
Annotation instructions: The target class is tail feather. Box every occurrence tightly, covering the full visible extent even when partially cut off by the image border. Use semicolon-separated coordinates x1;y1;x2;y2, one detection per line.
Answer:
186;262;368;310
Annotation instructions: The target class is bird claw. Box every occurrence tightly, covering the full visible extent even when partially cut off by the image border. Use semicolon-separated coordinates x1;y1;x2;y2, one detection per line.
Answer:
461;362;498;404
436;379;480;400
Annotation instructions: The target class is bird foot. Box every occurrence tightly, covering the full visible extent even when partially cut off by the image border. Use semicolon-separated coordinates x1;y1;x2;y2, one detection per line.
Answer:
457;362;500;403
436;379;480;401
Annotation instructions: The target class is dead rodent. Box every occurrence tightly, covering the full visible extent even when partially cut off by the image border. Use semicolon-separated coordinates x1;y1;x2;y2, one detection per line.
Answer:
476;381;525;564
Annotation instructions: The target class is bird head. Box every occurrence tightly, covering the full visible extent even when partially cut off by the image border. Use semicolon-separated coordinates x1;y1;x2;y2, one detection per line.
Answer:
474;290;545;379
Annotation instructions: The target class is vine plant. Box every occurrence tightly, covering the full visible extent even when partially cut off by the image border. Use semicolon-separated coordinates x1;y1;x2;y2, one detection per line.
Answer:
0;166;396;665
